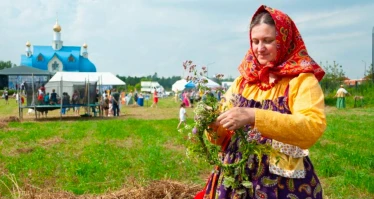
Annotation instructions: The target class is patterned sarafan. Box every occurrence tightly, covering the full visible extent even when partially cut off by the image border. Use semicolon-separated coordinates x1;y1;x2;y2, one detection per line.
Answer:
238;5;325;84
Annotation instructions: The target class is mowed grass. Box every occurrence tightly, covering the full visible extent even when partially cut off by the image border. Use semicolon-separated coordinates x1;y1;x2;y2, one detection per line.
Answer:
311;107;374;198
0;97;373;198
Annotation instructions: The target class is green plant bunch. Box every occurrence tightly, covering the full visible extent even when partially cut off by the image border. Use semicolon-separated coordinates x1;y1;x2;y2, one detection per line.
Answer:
181;60;273;192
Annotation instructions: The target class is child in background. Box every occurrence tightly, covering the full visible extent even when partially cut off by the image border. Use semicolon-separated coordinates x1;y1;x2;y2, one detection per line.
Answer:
44;92;50;105
177;102;187;129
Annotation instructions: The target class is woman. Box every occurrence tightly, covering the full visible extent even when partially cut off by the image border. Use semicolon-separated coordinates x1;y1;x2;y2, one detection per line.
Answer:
199;5;326;199
334;84;350;108
151;89;159;108
183;90;190;107
72;90;80;116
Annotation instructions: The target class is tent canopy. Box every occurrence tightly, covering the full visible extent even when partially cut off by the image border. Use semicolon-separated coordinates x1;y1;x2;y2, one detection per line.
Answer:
141;81;161;92
202;77;220;89
172;77;220;91
172;79;187;92
0;66;52;76
45;72;125;96
48;72;125;85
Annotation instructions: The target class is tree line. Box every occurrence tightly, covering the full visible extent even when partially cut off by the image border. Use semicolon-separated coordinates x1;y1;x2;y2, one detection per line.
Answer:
1;60;373;93
115;72;235;92
0;60;16;70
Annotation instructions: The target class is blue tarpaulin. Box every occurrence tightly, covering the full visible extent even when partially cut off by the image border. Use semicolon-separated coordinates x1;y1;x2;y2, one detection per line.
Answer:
185;81;196;89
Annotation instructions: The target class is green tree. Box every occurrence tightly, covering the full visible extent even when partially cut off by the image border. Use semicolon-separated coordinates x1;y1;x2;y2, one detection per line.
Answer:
152;72;158;80
134;83;141;91
320;61;346;94
364;63;374;82
0;60;16;70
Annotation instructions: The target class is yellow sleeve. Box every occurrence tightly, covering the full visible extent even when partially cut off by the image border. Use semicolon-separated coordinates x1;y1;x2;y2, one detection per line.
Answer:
254;73;326;149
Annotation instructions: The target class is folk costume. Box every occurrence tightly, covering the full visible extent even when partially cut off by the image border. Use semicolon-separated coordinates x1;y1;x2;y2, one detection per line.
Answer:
335;86;349;108
198;5;326;199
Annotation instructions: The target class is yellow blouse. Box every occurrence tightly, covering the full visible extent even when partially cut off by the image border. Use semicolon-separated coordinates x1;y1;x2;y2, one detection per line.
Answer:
227;73;326;149
214;73;326;178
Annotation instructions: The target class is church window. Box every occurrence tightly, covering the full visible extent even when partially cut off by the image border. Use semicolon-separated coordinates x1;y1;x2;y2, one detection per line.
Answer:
51;61;59;71
68;55;75;62
37;54;44;62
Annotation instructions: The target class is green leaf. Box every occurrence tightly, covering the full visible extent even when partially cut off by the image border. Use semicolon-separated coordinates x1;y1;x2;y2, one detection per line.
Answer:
241;181;253;188
222;176;235;188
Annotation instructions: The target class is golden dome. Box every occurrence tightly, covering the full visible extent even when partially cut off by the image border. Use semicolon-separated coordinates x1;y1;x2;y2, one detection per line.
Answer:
26;41;31;47
53;21;61;32
82;43;88;48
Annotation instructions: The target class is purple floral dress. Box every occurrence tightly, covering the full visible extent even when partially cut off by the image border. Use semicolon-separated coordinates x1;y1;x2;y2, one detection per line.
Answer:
202;94;323;199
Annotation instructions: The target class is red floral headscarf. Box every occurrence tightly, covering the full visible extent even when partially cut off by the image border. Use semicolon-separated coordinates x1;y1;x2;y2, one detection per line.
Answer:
238;5;325;84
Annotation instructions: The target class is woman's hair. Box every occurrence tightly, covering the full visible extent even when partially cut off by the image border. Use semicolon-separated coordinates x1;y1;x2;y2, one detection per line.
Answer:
250;12;275;31
180;102;185;107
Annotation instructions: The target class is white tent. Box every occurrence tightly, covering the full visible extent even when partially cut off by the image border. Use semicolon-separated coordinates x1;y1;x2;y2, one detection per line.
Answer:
172;77;220;92
172;79;187;92
45;72;125;95
47;72;125;85
201;77;220;89
221;81;234;89
141;81;161;93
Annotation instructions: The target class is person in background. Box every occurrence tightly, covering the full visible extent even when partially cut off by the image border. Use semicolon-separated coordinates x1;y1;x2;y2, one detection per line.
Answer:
334;84;350;108
103;94;110;116
177;102;187;129
50;89;58;105
21;82;25;94
108;95;113;117
44;92;50;105
182;90;190;107
174;91;179;102
151;89;159;108
196;5;326;199
189;90;195;108
92;89;100;116
134;89;139;104
3;88;9;105
15;92;19;104
111;88;120;116
40;84;45;94
72;90;80;116
23;82;28;95
61;92;70;115
37;87;44;105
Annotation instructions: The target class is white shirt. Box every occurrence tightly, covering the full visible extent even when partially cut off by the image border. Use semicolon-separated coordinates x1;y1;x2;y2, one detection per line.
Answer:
179;107;186;121
336;87;348;97
337;88;348;94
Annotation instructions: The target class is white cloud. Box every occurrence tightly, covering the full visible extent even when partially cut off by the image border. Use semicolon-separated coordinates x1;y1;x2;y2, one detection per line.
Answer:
294;3;374;30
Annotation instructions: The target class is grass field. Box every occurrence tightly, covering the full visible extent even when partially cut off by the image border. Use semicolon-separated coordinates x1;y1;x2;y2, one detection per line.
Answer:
0;96;373;199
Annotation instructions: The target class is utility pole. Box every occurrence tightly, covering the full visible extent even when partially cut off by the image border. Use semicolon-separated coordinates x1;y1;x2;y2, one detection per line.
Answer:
206;62;215;77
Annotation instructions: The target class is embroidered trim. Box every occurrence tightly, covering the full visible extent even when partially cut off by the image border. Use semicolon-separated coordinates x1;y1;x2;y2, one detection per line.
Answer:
272;140;309;158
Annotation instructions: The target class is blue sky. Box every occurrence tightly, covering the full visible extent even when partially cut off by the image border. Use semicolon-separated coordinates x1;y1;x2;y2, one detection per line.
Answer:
0;0;373;79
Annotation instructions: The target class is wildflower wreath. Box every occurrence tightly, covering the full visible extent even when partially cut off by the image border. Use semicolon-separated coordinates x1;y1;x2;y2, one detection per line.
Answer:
181;60;273;191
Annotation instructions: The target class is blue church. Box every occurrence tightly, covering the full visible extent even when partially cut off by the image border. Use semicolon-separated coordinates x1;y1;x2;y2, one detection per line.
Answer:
20;20;96;73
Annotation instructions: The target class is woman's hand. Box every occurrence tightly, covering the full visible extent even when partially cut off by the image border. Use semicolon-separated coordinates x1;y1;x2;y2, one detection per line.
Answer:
217;107;255;130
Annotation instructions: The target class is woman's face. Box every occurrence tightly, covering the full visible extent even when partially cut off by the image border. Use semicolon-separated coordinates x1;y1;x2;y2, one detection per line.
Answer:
251;23;277;65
